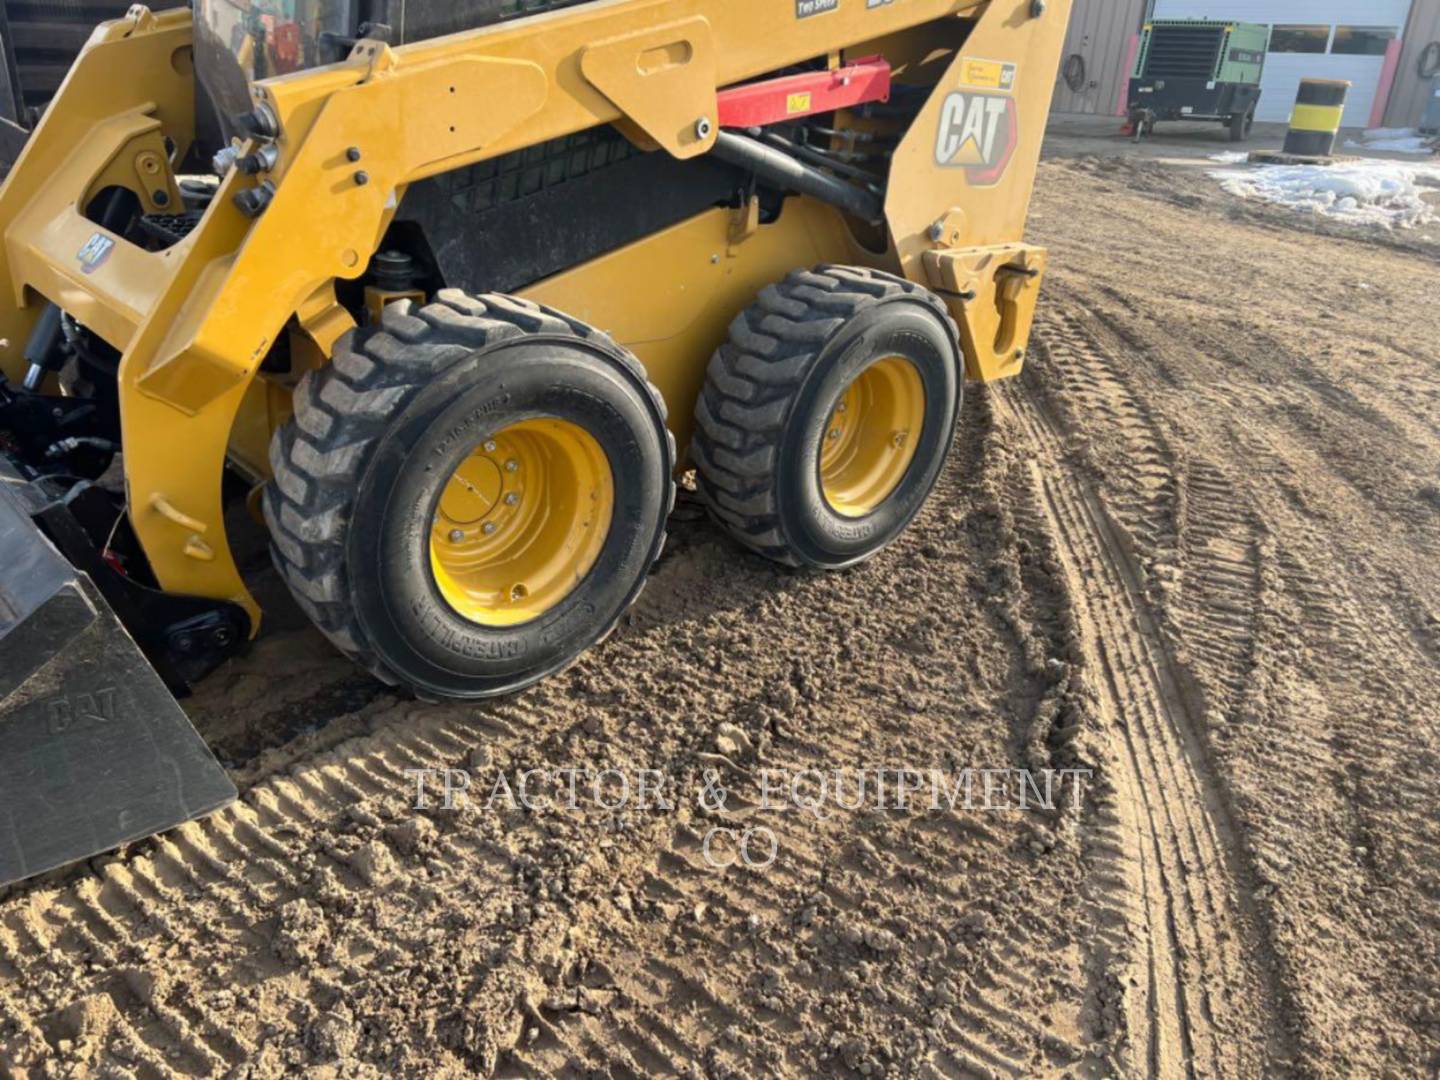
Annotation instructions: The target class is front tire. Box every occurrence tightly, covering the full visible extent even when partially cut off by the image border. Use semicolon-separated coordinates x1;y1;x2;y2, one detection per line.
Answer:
690;266;962;570
264;291;675;700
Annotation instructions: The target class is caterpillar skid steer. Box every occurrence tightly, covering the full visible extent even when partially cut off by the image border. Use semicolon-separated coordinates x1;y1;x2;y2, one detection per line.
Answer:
0;0;1069;884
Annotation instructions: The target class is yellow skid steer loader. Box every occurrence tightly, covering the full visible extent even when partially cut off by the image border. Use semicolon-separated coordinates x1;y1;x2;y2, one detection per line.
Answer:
0;0;1069;885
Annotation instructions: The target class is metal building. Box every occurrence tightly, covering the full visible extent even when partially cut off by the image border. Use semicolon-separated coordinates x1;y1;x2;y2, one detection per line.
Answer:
1050;0;1149;116
1387;0;1440;127
1053;0;1440;130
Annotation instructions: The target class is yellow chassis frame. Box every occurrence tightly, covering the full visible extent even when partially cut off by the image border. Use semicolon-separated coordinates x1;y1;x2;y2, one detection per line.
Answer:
0;0;1068;632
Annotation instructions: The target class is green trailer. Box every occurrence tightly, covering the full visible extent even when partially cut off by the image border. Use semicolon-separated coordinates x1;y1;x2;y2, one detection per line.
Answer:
1128;19;1269;142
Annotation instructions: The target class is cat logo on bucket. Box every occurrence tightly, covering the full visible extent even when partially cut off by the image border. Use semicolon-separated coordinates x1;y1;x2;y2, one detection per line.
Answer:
934;59;1020;186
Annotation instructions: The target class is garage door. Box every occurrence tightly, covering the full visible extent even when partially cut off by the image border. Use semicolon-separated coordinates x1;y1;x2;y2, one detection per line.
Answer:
1152;1;1412;126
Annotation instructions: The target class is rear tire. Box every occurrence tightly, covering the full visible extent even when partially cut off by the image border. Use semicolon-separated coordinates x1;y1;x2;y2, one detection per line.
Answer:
264;291;675;700
690;265;962;570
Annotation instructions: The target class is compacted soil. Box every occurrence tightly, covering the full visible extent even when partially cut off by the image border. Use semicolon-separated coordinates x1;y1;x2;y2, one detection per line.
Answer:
2;144;1438;1079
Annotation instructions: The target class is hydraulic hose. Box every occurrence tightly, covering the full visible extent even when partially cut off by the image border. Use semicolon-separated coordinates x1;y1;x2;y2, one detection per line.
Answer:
751;128;880;187
711;130;884;223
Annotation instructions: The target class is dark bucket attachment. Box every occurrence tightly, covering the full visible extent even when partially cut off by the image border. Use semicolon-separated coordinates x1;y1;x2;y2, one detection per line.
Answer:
0;474;236;887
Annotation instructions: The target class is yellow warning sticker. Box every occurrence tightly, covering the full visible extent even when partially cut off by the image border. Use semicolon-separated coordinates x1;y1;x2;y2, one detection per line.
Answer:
958;58;1018;93
787;92;814;115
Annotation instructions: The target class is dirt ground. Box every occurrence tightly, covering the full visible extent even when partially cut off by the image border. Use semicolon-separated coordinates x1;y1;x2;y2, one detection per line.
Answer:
3;129;1439;1080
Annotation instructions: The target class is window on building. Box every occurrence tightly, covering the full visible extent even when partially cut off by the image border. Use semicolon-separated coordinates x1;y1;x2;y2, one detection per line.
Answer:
1331;26;1398;56
1269;25;1330;54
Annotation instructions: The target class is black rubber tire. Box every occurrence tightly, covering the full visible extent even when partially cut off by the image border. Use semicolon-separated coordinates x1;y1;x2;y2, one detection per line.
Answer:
1229;109;1254;142
689;265;962;570
264;290;675;701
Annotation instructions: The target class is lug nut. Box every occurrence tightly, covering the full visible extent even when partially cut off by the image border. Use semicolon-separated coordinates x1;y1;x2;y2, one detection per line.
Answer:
232;180;276;218
236;143;280;175
504;493;519;506
449;529;464;542
829;428;842;441
234;102;279;139
483;522;498;535
483;440;497;453
505;459;518;473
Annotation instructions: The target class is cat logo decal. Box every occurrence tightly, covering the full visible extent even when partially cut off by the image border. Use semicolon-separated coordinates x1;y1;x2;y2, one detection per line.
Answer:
76;232;115;275
934;60;1020;186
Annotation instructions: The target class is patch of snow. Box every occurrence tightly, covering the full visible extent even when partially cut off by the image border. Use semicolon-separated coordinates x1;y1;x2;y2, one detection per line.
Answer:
1208;159;1440;229
1208;151;1250;164
1343;127;1436;155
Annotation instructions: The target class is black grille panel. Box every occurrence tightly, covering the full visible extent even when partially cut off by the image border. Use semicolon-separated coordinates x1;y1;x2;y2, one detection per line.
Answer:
137;212;206;248
434;128;638;215
1141;25;1225;79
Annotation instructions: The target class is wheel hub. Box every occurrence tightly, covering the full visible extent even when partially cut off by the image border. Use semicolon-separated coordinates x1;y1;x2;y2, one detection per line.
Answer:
819;356;926;518
429;418;614;626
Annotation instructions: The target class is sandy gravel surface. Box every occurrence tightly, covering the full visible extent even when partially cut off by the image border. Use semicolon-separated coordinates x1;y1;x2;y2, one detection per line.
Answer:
2;146;1437;1079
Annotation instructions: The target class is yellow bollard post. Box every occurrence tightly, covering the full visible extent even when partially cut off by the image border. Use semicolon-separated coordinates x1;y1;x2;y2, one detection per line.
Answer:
1281;78;1350;158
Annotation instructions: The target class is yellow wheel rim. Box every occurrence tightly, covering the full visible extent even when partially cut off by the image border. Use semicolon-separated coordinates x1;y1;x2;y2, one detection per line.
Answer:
819;356;926;518
429;418;614;627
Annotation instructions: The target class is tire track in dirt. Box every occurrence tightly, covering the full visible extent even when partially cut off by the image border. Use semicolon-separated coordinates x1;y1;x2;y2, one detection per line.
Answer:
1021;282;1440;1075
1088;278;1440;560
1023;308;1266;729
0;700;572;1075
508;767;1087;1079
1026;154;1440;1074
999;312;1292;1078
1070;280;1440;687
1031;293;1440;1077
1048;289;1440;869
